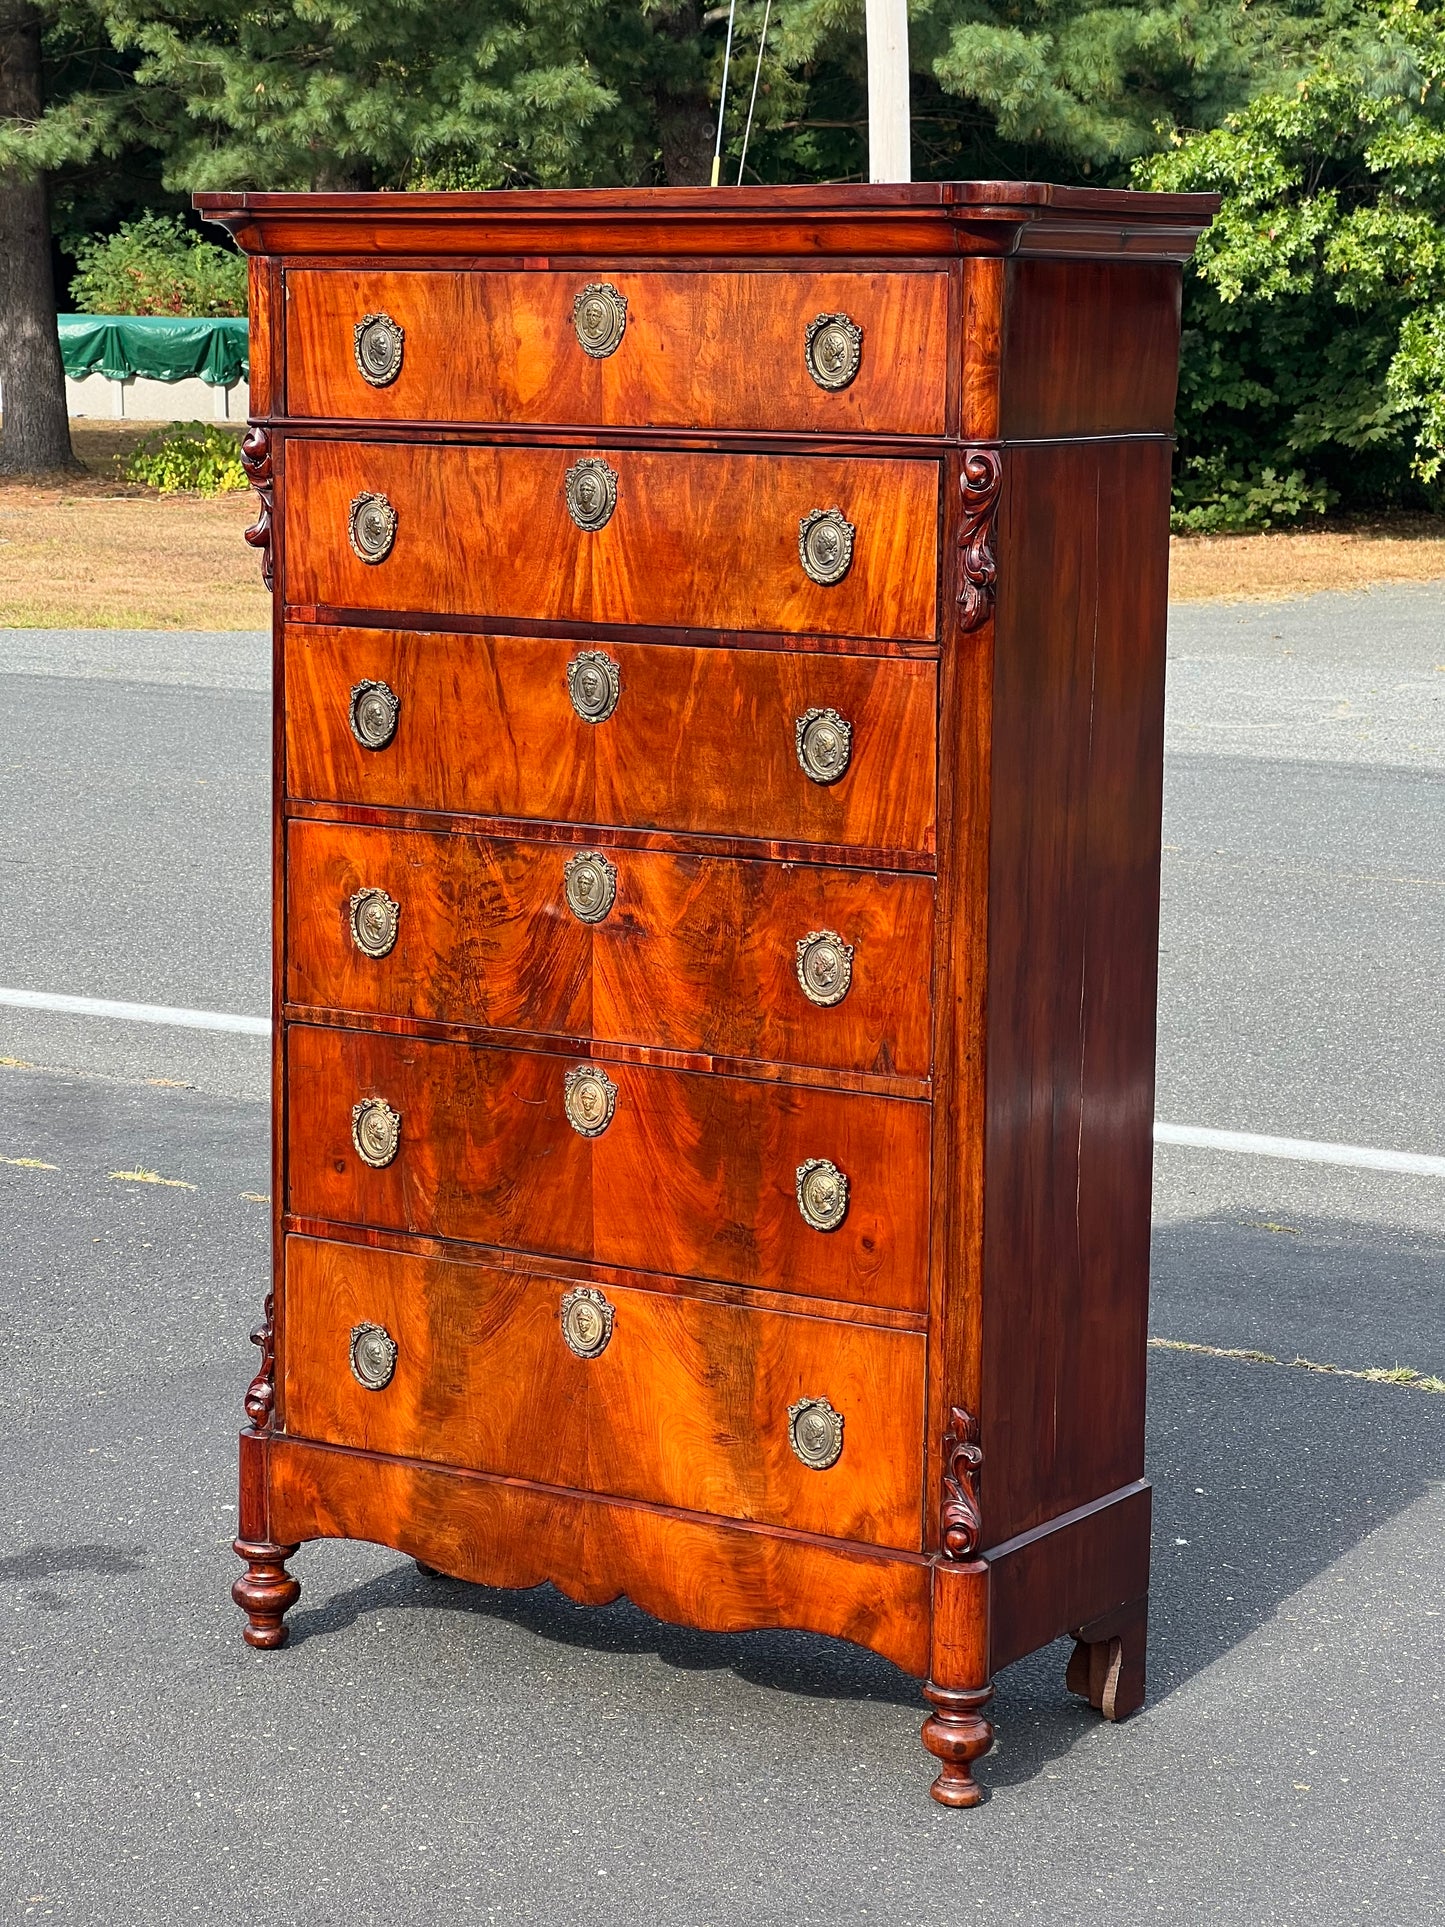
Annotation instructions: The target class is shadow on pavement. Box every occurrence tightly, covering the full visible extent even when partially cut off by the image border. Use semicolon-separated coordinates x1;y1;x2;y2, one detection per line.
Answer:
284;1345;1445;1790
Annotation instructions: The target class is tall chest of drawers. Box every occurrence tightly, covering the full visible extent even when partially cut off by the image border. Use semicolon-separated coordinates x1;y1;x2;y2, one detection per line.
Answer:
199;181;1216;1806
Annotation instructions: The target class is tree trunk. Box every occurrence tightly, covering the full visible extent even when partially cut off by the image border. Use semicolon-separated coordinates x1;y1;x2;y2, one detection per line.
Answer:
655;0;717;186
658;93;717;185
0;0;79;476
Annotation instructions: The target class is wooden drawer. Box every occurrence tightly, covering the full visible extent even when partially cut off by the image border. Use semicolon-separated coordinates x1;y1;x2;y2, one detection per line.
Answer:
285;268;949;437
287;1024;930;1312
283;1236;925;1551
283;440;940;643
285;627;937;859
286;820;935;1078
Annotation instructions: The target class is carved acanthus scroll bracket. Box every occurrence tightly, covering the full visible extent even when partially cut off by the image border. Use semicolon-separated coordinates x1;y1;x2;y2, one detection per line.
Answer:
941;1405;983;1559
240;424;275;590
244;1290;276;1430
957;448;1003;633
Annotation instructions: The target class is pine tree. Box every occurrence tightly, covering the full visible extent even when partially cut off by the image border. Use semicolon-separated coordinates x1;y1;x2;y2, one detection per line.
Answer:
1;0;1359;480
0;0;85;473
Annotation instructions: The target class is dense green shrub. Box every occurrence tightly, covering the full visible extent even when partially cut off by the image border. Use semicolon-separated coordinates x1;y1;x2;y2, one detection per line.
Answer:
69;213;246;317
124;421;247;494
1139;0;1445;529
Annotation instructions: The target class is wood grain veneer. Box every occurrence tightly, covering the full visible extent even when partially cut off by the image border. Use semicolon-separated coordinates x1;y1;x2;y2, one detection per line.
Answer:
286;1022;931;1311
283;441;940;642
266;1431;934;1675
286;268;950;435
286;819;935;1076
283;626;938;857
283;1235;925;1548
212;179;1216;1807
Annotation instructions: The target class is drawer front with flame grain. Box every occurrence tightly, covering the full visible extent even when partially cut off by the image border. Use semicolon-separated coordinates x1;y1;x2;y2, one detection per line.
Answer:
283;440;940;643
286;1023;930;1313
286;819;935;1078
284;627;938;860
285;267;950;436
283;1235;926;1550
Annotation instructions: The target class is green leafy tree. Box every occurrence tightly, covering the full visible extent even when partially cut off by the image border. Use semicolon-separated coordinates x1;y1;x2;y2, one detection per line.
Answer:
87;0;750;191
1138;0;1445;527
0;0;185;470
70;209;246;311
1;0;741;471
715;0;1327;185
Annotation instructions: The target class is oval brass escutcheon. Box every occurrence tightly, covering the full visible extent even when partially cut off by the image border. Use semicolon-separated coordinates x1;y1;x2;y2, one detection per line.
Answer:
795;706;853;785
353;311;405;387
348;491;398;564
572;282;628;358
351;1096;402;1168
798;506;856;587
349;678;400;750
564;849;617;924
804;313;863;392
795;929;854;1008
349;1320;398;1390
565;457;618;532
788;1395;845;1469
796;1156;849;1232
564;1064;617;1138
349;886;400;959
566;650;621;724
559;1285;615;1359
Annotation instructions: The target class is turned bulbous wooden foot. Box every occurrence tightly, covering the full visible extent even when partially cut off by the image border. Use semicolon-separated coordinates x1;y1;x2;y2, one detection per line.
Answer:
1066;1597;1147;1721
921;1681;994;1807
233;1538;301;1648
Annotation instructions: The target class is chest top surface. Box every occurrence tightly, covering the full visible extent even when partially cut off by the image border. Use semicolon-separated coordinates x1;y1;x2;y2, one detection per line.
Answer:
198;178;1217;261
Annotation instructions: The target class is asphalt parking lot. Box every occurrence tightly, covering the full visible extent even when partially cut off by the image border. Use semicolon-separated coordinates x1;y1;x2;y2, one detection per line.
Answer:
2;588;1442;1924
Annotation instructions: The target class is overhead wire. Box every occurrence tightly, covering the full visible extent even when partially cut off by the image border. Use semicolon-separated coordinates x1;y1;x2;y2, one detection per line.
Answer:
737;0;773;184
710;0;739;186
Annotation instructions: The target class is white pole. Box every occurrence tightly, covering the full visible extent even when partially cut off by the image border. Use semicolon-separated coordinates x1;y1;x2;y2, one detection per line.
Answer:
866;0;912;182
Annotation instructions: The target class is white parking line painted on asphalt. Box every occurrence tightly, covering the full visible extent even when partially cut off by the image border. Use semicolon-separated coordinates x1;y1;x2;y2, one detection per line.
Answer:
4;984;1443;1178
0;986;270;1037
1152;1121;1445;1179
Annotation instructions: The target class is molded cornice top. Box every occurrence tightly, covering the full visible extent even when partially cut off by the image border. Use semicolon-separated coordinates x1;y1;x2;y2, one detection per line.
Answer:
195;180;1218;263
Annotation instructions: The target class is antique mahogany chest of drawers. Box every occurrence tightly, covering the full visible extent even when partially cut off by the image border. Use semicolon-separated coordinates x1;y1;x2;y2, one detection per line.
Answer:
198;180;1215;1806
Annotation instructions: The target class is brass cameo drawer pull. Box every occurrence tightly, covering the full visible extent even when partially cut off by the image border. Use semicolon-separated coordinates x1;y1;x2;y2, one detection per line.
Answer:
349;1320;398;1390
348;491;397;564
565;456;618;532
573;282;628;358
795;706;852;784
796;930;853;1007
804;313;862;392
564;850;617;924
351;1096;402;1168
799;507;855;586
789;1395;844;1469
564;1064;617;1138
560;1285;614;1359
349;678;400;750
349;887;400;959
567;649;621;723
796;1157;848;1232
353;311;404;387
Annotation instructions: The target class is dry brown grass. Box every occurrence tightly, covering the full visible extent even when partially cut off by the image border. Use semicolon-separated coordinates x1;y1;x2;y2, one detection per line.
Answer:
1170;517;1445;602
0;419;268;630
4;421;1444;626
